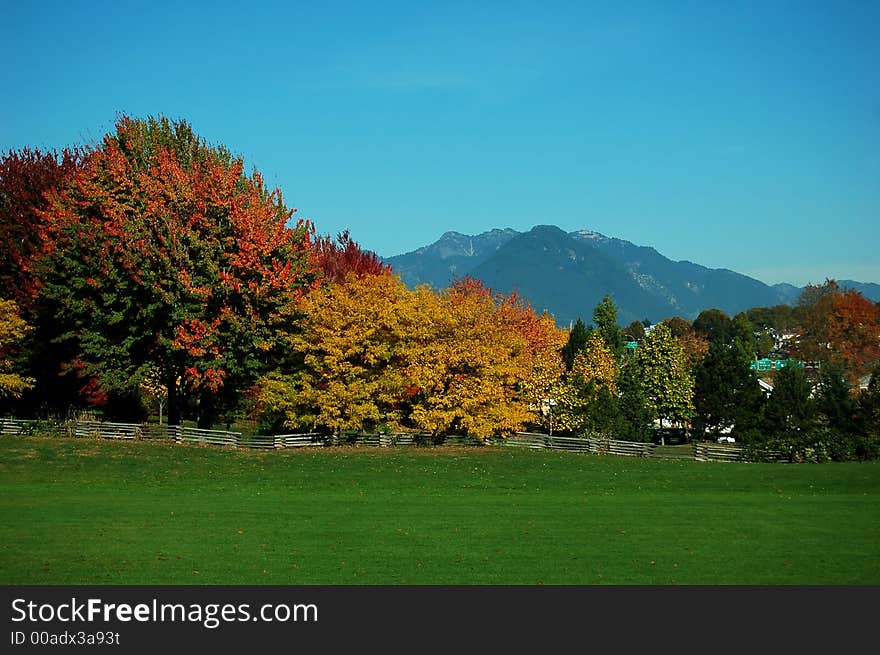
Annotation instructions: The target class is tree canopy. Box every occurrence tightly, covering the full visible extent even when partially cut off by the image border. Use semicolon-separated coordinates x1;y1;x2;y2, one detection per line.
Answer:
635;323;694;428
37;115;318;425
0;146;83;312
258;274;566;439
0;298;35;400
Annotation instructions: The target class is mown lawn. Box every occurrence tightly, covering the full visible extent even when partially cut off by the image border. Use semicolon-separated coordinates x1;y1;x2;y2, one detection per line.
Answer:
1;437;878;584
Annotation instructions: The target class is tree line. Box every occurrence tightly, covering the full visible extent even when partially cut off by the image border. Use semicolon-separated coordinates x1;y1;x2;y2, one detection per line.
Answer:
1;114;878;459
560;286;880;460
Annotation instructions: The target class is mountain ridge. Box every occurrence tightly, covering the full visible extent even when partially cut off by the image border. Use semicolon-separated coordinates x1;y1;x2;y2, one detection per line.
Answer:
383;226;879;326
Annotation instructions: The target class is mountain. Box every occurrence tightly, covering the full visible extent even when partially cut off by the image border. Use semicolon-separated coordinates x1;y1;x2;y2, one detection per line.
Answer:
772;283;802;305
838;280;880;303
383;226;879;326
383;228;519;289
772;280;880;306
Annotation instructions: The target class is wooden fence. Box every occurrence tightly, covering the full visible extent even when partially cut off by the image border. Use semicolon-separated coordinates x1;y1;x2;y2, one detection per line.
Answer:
1;417;785;463
502;433;655;457
693;442;745;462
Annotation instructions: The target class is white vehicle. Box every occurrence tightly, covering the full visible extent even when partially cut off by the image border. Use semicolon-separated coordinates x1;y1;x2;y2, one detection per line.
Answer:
716;436;736;444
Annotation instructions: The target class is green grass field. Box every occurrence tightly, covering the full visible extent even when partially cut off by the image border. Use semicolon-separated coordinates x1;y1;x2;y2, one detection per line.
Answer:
1;437;878;585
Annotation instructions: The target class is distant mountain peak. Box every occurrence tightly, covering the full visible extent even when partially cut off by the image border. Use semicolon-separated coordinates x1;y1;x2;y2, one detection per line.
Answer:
571;229;609;240
384;224;880;325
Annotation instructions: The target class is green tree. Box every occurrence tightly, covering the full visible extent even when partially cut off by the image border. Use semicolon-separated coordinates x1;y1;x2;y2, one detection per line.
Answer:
636;323;694;431
731;312;756;361
692;309;731;345
747;305;797;333
581;385;622;436
593;294;625;358
562;318;591;371
617;361;653;442
855;364;880;438
693;339;764;438
764;363;815;435
756;329;775;358
816;363;856;434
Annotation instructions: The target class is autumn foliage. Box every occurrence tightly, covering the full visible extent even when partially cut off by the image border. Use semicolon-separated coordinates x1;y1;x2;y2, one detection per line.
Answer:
0;298;35;399
37;116;317;424
794;280;880;381
552;332;619;433
0;147;83;312
257;275;566;439
4;114;878;448
312;229;391;283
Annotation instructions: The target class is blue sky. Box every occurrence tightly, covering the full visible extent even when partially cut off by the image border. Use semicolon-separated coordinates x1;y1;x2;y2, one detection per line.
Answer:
3;0;878;286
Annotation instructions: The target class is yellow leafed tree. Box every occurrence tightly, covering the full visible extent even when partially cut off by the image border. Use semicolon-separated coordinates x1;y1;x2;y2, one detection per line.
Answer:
403;280;550;438
0;298;35;399
257;273;417;433
257;275;566;440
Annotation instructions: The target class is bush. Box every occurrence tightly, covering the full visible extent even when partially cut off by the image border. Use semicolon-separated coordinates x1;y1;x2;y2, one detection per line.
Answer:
743;427;880;463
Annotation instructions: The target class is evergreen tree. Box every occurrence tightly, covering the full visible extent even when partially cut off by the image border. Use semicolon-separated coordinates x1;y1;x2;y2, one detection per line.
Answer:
617;361;653;442
693;339;764;437
764;363;815;435
562;318;591;371
593;295;625;358
855;364;880;438
756;329;775;358
816;363;856;433
582;384;621;436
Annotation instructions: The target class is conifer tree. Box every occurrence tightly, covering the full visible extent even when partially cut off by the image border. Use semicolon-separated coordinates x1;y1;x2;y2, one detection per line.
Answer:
593;295;625;358
764;363;815;435
562;318;591;371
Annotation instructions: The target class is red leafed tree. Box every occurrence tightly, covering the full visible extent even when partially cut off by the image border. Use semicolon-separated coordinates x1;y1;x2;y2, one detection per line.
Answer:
37;115;318;425
0;147;83;312
828;289;880;380
795;280;880;382
312;229;390;283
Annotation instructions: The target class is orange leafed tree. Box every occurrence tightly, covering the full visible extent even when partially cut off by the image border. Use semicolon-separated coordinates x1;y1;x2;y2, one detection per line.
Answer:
827;289;880;380
675;330;711;370
795;280;880;382
38;115;318;425
0;146;83;313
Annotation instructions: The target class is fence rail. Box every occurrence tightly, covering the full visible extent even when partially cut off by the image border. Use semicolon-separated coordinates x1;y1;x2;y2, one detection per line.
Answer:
694;442;745;462
1;418;787;463
1;418;31;435
503;433;655;457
